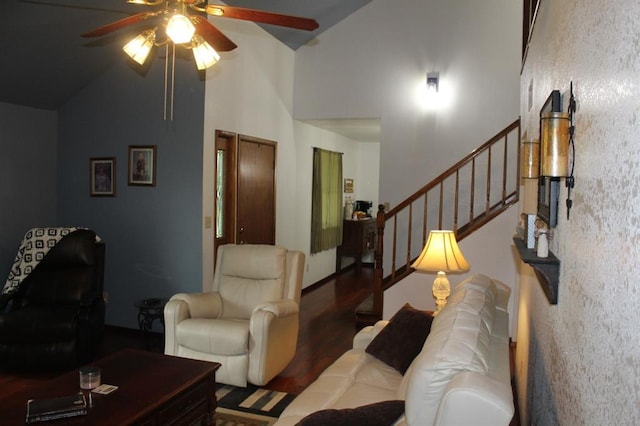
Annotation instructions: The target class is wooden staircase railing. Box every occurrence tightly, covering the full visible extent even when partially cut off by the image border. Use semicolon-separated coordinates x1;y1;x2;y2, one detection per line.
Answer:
361;118;521;325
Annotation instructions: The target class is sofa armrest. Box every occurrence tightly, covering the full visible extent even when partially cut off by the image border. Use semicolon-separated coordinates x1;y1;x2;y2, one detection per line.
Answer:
169;292;222;319
164;292;222;357
352;320;389;349
253;299;299;317
435;371;515;426
248;300;300;385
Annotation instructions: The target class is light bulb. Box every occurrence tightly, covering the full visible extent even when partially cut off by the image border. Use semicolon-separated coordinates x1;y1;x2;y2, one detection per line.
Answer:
166;14;195;44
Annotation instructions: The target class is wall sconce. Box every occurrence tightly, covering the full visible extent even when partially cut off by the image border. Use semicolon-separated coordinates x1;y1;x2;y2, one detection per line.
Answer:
521;139;540;179
539;82;576;222
426;72;439;93
540;112;570;177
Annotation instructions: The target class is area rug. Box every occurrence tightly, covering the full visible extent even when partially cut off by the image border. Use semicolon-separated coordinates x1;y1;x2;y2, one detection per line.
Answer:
216;384;295;419
215;407;278;426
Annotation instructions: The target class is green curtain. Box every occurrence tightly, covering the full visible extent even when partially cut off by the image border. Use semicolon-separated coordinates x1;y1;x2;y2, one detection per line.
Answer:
311;148;343;254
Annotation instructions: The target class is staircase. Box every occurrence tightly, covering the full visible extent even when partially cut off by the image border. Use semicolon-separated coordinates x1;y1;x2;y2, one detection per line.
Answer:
356;118;521;326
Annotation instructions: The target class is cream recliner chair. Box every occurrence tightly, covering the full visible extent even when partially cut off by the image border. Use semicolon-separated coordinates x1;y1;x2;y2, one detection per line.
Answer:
164;244;305;387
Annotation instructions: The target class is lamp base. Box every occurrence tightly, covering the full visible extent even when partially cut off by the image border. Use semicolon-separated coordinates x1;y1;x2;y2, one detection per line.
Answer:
433;271;450;314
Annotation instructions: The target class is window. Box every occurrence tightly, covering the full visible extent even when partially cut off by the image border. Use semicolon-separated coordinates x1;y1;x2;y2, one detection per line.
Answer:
310;148;343;254
215;149;225;239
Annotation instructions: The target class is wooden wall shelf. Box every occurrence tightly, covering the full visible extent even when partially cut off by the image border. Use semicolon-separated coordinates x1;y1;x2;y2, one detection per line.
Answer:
513;237;559;304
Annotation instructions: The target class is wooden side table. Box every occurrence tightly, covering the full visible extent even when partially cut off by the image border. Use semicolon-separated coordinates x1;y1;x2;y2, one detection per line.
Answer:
135;298;167;351
336;218;376;275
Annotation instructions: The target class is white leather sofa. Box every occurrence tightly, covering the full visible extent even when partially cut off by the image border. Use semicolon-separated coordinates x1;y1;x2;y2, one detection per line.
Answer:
275;274;514;426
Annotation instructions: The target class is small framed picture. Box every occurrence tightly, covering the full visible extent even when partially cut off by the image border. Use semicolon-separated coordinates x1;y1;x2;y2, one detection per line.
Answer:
128;145;156;186
90;157;116;197
344;178;354;193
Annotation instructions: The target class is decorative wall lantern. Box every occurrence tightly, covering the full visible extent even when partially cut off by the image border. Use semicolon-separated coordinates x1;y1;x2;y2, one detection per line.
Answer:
521;139;540;179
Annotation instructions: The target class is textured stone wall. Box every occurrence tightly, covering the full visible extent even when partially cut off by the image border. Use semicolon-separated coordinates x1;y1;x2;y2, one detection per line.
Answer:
517;1;640;424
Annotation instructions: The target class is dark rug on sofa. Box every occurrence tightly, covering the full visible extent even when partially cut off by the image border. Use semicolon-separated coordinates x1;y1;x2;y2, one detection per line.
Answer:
216;384;295;418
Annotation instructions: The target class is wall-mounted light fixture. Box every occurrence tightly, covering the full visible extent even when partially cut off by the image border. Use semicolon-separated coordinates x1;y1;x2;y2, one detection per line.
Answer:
521;139;540;179
541;111;570;177
426;72;439;94
538;83;576;223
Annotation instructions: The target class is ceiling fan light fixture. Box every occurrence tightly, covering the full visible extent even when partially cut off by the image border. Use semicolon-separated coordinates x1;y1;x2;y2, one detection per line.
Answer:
123;30;155;65
166;14;195;44
83;2;319;120
192;39;220;70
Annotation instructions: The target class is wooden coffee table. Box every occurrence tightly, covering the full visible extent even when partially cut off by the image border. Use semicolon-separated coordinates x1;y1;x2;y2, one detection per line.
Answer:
0;348;220;425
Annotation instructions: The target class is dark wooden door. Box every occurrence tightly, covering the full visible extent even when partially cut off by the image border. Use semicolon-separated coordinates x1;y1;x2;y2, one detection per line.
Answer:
236;135;276;245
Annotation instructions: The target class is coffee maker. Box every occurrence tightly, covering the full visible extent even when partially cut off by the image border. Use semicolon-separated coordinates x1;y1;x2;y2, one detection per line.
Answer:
354;200;373;217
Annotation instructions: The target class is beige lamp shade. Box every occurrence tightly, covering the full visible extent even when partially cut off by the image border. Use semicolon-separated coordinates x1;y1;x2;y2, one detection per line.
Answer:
411;230;469;273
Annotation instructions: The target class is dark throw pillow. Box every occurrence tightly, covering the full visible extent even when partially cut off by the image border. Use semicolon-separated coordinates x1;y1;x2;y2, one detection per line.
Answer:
296;400;404;426
365;303;434;374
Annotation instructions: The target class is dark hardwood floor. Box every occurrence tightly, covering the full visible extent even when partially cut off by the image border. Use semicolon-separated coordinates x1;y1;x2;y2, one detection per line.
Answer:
265;265;373;394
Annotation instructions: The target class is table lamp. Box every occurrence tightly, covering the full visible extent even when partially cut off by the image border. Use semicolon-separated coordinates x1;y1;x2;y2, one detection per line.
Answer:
411;230;469;313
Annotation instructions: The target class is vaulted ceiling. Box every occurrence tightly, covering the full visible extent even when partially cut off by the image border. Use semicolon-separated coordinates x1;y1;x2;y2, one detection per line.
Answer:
1;0;371;110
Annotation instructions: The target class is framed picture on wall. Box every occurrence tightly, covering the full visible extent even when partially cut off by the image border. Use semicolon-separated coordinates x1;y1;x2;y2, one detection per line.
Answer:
90;157;116;197
128;145;156;186
344;178;354;193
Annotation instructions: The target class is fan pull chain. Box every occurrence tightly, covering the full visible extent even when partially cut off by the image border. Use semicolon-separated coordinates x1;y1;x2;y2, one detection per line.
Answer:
162;43;177;121
171;43;176;121
163;44;169;121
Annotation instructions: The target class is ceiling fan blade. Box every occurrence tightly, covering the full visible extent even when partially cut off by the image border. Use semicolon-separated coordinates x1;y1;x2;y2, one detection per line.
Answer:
192;16;237;52
205;5;319;31
81;12;154;38
21;0;132;14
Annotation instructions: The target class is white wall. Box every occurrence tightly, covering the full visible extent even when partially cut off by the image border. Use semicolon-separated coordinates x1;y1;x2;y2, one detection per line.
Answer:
516;1;640;424
202;17;295;289
201;18;379;289
292;122;366;285
384;206;520;336
294;0;522;308
294;0;522;208
201;0;521;293
355;142;381;211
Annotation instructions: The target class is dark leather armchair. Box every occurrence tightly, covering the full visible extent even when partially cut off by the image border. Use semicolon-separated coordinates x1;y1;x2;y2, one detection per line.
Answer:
0;229;105;370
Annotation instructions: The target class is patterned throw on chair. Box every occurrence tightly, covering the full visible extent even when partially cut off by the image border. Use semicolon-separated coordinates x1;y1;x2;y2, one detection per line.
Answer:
1;227;96;301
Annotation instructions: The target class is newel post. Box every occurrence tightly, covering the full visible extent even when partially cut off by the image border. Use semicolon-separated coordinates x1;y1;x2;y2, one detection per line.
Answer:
373;204;386;317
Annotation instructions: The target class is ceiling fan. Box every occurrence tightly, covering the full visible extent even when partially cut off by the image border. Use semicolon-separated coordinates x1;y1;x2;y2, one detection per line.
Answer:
81;0;318;120
82;0;319;70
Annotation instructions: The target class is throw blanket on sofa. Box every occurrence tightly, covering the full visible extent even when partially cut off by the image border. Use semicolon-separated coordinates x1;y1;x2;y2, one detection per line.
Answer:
2;227;87;297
